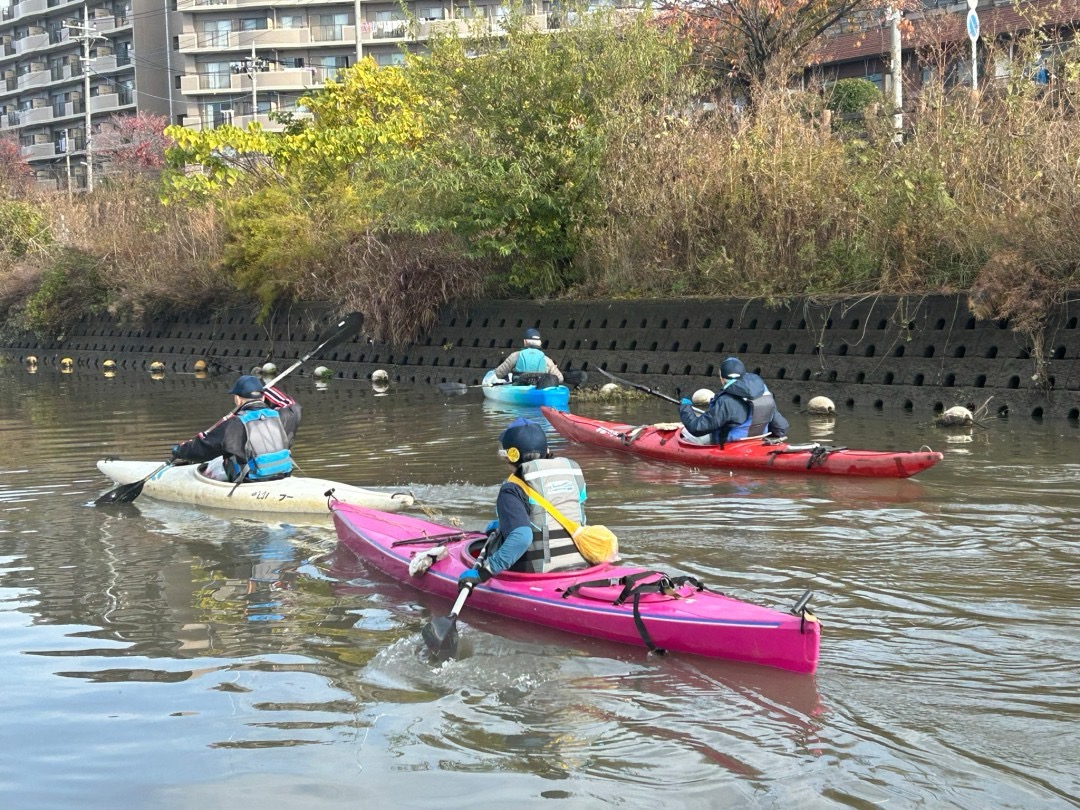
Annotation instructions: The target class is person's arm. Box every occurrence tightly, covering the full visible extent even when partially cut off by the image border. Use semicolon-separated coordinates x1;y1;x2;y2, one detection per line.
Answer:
678;397;733;438
278;403;302;446
545;356;564;382
493;353;519;380
172;421;226;463
768;407;789;439
482;484;532;576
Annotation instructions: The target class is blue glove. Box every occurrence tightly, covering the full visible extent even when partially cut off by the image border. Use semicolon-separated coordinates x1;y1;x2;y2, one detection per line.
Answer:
680;398;693;407
458;569;481;589
484;519;499;533
170;444;183;460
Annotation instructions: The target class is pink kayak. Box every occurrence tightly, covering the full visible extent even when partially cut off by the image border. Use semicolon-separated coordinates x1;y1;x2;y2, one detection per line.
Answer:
331;500;821;674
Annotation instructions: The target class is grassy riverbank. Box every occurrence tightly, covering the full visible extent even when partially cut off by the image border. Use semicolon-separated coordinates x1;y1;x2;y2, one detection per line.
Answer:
2;7;1078;346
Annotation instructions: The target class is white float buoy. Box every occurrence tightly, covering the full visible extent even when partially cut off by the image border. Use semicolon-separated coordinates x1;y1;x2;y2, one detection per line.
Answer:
149;361;165;373
261;362;277;375
193;359;208;372
807;396;836;415
371;369;389;384
691;388;715;407
314;365;333;380
936;405;973;427
600;383;620;396
372;380;390;395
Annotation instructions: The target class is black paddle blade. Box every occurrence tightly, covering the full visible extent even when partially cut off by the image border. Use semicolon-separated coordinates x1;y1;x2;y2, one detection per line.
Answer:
437;381;469;395
94;480;146;505
563;369;587;389
422;615;460;657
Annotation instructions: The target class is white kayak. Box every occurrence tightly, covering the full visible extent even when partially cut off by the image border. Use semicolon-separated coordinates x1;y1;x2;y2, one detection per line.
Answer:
96;459;414;514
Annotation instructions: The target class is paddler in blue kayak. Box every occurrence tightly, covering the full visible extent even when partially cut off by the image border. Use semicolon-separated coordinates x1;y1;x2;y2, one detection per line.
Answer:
492;328;564;387
171;374;302;482
458;419;588;587
678;357;789;447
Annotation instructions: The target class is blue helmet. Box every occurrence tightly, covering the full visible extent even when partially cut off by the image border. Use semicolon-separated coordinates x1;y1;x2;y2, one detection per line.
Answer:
523;327;543;347
499;418;547;464
228;374;264;398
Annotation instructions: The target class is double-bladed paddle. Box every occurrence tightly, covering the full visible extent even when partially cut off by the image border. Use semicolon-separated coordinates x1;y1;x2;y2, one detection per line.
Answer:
593;367;702;413
94;312;363;506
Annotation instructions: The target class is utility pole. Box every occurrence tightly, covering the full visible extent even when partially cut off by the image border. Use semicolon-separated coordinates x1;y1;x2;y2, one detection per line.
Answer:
64;128;72;197
65;6;104;191
250;43;257;121
888;6;903;144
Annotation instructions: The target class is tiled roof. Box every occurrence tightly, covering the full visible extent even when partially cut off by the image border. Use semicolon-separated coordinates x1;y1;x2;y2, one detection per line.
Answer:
812;0;1080;65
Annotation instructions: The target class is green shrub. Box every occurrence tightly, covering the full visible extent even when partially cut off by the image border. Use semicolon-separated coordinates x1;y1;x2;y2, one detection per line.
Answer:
22;249;108;336
0;201;52;258
826;78;884;115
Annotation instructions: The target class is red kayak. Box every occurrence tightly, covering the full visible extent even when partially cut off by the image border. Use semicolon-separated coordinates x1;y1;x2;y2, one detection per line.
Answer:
541;407;943;478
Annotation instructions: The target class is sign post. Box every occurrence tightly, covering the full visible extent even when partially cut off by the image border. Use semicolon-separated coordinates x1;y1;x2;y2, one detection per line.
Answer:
966;0;980;91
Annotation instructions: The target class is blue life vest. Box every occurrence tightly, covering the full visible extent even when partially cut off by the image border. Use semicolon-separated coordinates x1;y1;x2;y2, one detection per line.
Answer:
514;347;548;374
229;407;293;481
509;458;589;573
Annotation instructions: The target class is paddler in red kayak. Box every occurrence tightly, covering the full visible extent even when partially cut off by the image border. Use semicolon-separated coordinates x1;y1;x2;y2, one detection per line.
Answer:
678;357;789;447
458;419;589;587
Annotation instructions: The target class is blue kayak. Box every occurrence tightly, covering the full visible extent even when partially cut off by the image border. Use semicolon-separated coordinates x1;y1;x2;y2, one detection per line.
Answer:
481;370;570;410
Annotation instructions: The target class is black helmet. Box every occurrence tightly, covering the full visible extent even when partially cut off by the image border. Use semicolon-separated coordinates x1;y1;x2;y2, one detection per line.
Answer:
523;327;543;347
499;418;548;464
719;357;745;380
228;374;264;398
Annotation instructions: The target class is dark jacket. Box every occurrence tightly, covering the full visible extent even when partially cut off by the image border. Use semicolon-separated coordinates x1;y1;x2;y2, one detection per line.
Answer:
173;399;302;480
678;372;788;446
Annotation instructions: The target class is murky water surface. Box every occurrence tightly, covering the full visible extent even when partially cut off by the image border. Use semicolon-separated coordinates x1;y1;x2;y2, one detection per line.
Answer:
1;367;1077;808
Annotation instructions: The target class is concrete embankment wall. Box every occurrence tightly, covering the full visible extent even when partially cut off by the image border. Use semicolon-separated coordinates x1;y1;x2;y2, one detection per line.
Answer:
4;294;1080;421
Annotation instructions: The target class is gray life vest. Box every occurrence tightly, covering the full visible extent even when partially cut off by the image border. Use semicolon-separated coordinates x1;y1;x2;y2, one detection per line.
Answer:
509;457;590;573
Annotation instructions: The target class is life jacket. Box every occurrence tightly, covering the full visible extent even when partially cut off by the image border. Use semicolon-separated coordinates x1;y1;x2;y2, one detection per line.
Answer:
508;457;589;573
228;407;293;481
513;347;548;374
723;391;776;442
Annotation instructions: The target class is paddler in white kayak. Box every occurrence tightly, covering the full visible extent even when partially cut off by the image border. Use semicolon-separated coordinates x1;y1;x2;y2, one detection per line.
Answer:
171;374;302;483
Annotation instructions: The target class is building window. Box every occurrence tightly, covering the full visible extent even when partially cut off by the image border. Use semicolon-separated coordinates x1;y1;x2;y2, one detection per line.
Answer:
418;6;444;20
374;51;405;66
240;17;267;31
279;14;304;29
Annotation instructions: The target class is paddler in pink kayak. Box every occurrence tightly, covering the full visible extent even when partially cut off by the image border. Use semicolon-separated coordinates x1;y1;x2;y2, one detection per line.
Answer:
458;419;589;587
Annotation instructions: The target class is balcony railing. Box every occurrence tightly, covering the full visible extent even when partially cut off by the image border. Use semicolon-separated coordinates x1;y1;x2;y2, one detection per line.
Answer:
197;71;231;89
313;24;347;41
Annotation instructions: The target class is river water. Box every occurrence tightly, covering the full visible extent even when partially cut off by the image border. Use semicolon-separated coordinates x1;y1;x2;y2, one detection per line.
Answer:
0;366;1077;808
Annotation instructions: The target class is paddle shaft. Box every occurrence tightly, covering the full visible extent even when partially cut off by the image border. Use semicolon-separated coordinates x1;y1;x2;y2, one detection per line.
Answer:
593;367;703;413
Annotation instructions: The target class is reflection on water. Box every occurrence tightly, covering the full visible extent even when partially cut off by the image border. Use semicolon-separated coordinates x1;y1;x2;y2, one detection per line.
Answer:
1;367;1078;808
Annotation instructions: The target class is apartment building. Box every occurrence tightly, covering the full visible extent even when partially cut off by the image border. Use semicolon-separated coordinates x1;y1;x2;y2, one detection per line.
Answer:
171;0;556;130
2;0;560;186
0;0;171;189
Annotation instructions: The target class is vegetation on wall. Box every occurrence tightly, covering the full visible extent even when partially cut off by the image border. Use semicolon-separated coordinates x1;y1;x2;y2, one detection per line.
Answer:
0;2;1079;345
